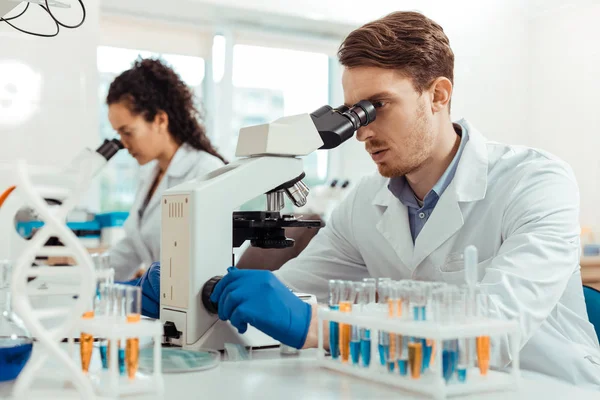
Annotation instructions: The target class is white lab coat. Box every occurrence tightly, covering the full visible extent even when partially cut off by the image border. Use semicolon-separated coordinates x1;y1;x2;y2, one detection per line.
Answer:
110;143;223;281
275;119;600;388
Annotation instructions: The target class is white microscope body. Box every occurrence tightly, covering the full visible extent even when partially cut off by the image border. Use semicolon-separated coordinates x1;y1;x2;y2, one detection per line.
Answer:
160;101;377;350
0;139;123;263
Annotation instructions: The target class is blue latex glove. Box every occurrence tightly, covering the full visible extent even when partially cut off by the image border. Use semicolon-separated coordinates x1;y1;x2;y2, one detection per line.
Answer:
210;267;311;349
118;262;161;319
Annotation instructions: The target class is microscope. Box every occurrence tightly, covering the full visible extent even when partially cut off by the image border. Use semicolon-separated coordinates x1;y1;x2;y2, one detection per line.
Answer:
0;139;123;262
160;101;376;350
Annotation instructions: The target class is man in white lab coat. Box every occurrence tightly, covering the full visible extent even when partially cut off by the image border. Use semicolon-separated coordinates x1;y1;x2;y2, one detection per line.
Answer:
184;11;600;387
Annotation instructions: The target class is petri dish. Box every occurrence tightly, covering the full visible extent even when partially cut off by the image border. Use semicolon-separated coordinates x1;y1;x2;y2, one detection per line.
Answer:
138;347;220;373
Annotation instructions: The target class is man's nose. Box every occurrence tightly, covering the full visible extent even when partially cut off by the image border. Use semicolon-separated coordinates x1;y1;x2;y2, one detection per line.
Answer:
356;126;375;142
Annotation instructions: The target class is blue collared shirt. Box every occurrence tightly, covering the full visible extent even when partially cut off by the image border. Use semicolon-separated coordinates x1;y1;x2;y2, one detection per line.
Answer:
388;122;469;243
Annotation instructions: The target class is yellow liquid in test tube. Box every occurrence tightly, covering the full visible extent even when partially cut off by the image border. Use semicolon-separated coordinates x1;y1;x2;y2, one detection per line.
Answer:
339;301;352;363
80;311;94;373
476;336;490;375
126;314;141;379
408;341;422;379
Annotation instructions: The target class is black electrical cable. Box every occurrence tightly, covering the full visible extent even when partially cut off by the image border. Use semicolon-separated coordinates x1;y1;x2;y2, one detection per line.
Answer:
44;0;85;29
1;2;29;21
0;4;60;37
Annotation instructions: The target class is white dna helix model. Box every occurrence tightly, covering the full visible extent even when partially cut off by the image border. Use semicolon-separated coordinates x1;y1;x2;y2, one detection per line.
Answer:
0;156;163;399
1;159;99;398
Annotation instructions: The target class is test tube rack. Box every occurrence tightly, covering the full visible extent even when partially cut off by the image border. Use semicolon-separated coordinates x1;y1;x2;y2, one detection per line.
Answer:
0;159;163;399
78;316;164;398
317;308;521;400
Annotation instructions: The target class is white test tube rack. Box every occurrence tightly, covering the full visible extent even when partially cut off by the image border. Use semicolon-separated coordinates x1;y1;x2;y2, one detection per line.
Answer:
78;316;164;398
317;308;521;400
0;159;164;399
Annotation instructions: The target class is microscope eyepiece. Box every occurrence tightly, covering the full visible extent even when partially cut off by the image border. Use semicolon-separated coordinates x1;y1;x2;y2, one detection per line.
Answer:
341;100;376;129
312;100;377;150
96;138;124;161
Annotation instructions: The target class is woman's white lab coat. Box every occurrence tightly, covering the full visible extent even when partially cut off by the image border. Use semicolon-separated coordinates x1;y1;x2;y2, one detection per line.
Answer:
275;119;600;388
110;143;223;281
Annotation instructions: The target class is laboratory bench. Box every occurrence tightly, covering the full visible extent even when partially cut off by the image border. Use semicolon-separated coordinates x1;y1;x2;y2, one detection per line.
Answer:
0;344;599;400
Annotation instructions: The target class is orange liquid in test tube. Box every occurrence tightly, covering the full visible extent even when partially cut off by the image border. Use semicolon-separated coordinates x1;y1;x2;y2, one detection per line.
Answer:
408;341;423;379
339;301;352;363
80;311;95;373
476;336;490;375
126;314;141;379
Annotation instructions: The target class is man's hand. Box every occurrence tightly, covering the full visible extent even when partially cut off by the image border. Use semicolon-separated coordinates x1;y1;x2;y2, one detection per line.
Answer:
210;267;312;349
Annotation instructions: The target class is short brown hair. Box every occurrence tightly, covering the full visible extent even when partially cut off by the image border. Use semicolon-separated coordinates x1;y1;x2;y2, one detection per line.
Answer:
338;11;454;93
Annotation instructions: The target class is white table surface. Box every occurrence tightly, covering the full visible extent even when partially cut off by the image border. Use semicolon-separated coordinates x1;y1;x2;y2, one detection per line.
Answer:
1;344;599;400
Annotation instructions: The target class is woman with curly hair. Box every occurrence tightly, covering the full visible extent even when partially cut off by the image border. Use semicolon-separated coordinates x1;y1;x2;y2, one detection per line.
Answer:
106;57;226;281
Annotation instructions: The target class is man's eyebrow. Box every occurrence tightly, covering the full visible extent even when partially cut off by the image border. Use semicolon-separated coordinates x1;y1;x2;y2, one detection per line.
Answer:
344;91;394;107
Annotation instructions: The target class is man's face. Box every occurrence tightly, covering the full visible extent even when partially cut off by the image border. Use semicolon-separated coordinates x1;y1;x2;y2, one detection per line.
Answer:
342;66;436;178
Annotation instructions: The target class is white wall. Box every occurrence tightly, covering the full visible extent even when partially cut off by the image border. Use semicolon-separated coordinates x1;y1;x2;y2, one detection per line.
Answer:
529;1;600;230
4;0;597;229
0;0;101;207
0;1;100;168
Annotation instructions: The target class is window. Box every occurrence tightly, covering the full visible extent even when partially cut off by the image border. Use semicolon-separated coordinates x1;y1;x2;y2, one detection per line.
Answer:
230;44;329;211
231;44;330;186
96;46;205;211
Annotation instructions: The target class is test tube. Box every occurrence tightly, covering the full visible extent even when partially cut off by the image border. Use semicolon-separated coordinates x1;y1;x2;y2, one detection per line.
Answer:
409;283;430;373
97;283;113;369
411;283;427;321
350;283;362;365
339;281;354;363
397;334;409;376
80;295;95;373
434;285;460;382
455;287;470;383
386;283;399;372
328;280;341;360
125;286;141;379
113;284;127;375
408;337;423;379
424;282;445;370
360;279;376;367
443;339;458;382
100;252;114;285
396;282;409;375
377;280;390;367
377;277;391;297
476;292;491;376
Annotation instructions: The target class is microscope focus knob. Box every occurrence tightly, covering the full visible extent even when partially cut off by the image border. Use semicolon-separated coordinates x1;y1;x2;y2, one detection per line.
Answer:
201;275;223;314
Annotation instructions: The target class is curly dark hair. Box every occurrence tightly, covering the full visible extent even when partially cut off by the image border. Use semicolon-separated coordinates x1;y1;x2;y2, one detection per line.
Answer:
106;58;227;164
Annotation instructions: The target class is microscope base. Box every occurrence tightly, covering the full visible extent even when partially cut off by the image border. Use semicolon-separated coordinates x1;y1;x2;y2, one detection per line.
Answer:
184;320;279;351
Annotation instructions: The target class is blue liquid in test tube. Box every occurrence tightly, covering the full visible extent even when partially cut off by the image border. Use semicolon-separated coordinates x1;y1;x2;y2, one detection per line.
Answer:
376;279;391;367
328;280;341;359
99;343;108;369
397;335;408;376
360;279;376;367
360;329;371;367
442;340;458;382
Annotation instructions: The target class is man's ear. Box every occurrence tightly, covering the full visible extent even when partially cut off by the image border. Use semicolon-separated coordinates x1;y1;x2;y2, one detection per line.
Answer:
429;77;453;113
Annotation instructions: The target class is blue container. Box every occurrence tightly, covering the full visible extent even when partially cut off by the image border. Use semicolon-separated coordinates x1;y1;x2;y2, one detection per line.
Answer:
95;212;129;228
16;221;44;238
0;337;33;382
